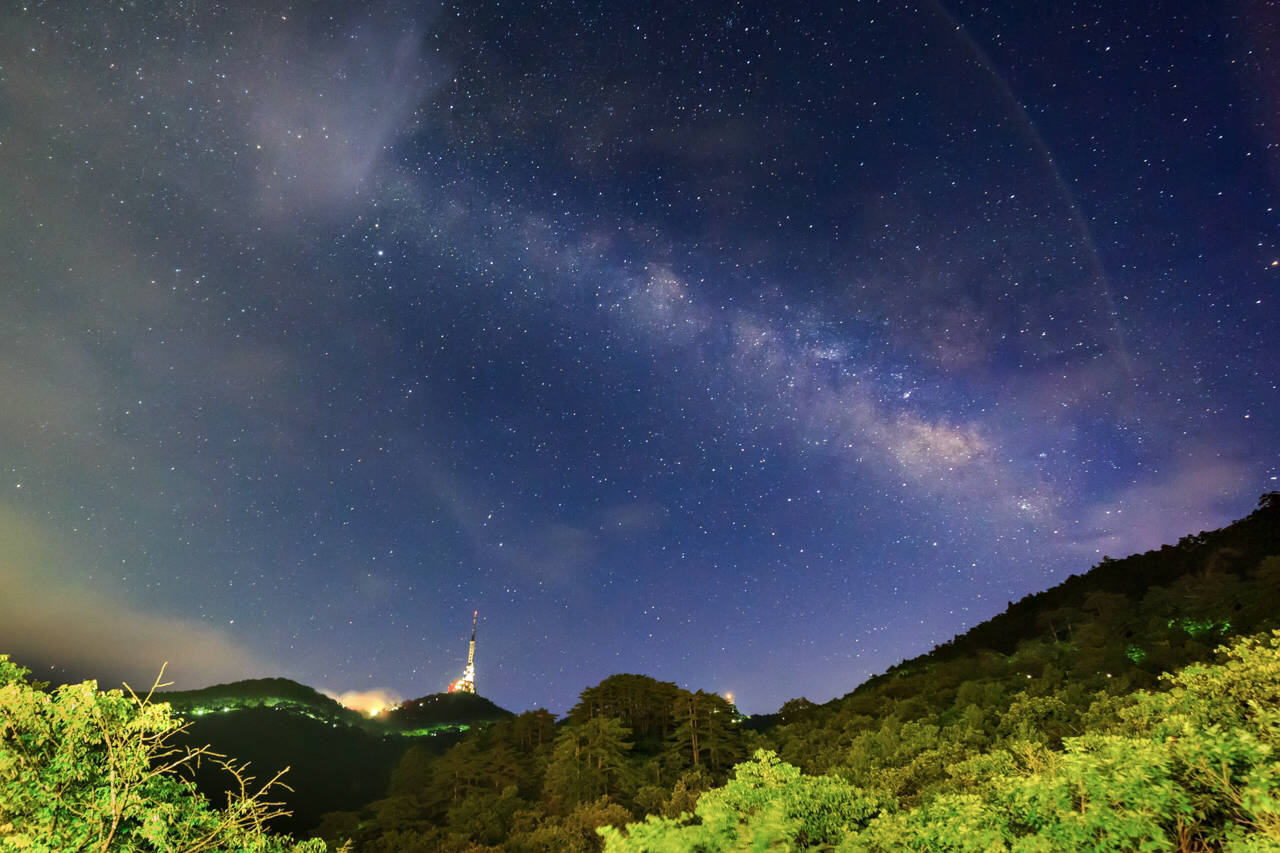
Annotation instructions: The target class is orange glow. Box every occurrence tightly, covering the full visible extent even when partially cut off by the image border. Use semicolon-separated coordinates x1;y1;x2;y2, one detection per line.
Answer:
324;687;403;716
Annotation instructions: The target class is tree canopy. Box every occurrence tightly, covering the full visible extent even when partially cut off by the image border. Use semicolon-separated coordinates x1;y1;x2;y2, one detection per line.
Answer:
0;656;325;853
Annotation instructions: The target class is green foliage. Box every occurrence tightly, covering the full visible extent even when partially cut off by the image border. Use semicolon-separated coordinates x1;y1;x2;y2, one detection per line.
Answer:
1123;631;1280;848
842;735;1188;851
603;632;1280;852
446;784;523;844
545;716;634;811
507;797;632;853
570;675;683;741
600;750;890;851
158;678;366;730
668;690;744;774
0;655;323;853
307;502;1280;850
1167;616;1232;638
996;693;1073;747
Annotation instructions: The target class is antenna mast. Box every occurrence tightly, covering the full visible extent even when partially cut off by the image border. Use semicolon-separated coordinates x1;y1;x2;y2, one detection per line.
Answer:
447;610;478;694
467;609;477;671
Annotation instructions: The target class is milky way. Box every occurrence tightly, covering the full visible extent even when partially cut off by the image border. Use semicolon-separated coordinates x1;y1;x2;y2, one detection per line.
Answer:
1;0;1275;714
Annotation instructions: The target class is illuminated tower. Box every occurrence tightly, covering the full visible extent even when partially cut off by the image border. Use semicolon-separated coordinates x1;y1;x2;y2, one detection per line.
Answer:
446;610;477;694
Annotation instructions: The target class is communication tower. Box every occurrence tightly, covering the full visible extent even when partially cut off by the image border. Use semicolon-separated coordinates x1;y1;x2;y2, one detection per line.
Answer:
446;610;478;694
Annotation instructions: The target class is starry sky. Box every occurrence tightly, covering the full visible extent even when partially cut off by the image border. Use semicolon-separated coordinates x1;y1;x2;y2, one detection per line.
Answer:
2;0;1276;716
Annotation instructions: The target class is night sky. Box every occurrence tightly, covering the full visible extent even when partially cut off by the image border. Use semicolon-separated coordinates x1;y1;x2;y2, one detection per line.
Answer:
2;0;1276;716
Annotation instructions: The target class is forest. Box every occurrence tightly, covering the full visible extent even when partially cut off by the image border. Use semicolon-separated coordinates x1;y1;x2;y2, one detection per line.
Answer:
2;494;1278;851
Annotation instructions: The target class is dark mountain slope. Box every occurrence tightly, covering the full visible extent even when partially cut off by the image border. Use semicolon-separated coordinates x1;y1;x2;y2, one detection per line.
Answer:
756;494;1280;780
159;677;368;728
155;680;513;835
384;690;513;732
176;707;408;836
929;493;1279;662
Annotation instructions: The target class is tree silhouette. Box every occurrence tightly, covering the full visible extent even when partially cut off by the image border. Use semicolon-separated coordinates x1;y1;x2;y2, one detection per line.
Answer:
544;716;633;811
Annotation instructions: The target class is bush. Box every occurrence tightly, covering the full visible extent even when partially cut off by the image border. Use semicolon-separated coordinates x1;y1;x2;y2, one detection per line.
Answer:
604;634;1280;852
0;655;325;852
600;750;891;851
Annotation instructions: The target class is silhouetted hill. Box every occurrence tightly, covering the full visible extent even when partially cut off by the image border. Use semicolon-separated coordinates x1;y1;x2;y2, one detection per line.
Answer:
833;492;1280;707
177;707;408;836
928;493;1279;662
158;676;369;729
155;680;513;834
384;690;513;732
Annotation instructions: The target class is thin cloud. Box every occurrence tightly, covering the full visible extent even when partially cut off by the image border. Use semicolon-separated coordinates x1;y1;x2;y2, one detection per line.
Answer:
0;504;278;689
1063;454;1253;559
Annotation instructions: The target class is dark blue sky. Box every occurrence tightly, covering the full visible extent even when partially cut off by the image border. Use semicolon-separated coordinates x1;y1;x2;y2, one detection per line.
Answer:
2;0;1275;715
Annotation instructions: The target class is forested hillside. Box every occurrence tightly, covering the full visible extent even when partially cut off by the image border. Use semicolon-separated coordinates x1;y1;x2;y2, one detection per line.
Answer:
308;494;1280;852
4;496;1275;850
160;677;372;728
154;683;513;836
606;631;1280;851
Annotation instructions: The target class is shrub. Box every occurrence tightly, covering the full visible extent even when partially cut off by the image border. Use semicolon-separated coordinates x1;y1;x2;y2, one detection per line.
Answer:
0;654;325;852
